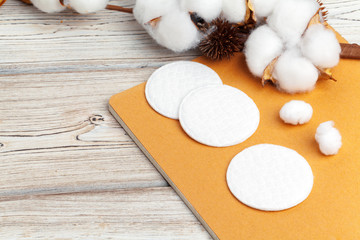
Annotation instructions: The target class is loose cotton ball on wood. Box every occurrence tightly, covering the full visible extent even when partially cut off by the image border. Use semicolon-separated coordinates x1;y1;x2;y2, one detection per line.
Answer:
244;25;283;77
273;49;319;93
280;100;313;125
30;0;66;13
222;0;247;23
301;24;341;68
315;121;342;156
267;0;319;46
69;0;109;14
180;0;222;22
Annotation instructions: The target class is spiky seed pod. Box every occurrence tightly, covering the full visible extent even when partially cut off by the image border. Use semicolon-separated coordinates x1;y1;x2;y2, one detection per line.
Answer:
199;18;250;61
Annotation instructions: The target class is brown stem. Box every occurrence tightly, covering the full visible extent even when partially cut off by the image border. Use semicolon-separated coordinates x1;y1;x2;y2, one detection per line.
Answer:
0;0;7;7
19;0;32;4
106;4;133;14
340;43;360;59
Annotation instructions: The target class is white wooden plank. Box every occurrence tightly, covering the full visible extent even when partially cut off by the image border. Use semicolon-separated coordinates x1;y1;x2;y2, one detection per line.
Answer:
0;187;212;240
0;68;169;197
0;0;199;75
323;0;360;43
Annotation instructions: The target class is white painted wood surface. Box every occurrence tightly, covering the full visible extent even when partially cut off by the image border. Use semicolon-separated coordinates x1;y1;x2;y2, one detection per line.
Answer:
0;0;359;239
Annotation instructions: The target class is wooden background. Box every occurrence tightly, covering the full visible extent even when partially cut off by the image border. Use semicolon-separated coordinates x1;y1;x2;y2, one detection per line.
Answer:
0;0;359;239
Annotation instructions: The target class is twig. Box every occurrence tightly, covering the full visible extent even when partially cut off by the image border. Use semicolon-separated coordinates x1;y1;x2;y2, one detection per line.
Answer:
340;43;360;59
106;4;133;14
19;0;32;4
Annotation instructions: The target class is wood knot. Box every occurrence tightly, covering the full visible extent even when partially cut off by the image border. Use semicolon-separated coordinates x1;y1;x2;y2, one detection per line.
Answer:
89;115;104;125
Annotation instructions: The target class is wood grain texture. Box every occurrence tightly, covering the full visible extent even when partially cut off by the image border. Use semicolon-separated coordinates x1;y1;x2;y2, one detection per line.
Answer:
0;187;211;240
0;0;359;239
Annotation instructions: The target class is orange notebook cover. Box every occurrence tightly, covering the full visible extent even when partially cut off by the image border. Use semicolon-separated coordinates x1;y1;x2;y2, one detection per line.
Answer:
109;32;360;239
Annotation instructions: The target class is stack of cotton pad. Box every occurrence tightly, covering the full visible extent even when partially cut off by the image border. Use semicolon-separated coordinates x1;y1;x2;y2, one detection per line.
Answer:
145;61;223;119
179;85;259;147
145;61;260;147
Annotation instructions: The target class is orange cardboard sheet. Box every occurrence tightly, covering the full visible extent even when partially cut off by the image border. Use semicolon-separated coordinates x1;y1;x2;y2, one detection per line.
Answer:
109;33;360;239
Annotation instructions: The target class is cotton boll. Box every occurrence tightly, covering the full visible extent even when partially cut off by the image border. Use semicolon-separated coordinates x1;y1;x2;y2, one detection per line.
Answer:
315;121;342;155
69;0;108;14
245;25;283;77
154;10;201;52
267;0;319;46
30;0;66;13
133;0;199;52
133;0;179;25
222;0;247;23
273;49;319;93
251;0;280;19
280;100;313;125
301;24;341;68
180;0;222;22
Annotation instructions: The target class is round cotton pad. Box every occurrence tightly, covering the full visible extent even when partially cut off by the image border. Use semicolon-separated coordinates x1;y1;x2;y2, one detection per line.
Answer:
179;85;260;147
145;61;223;119
227;144;314;211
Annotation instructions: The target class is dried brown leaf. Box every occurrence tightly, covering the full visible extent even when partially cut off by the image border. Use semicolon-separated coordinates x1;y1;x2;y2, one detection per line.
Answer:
145;17;162;28
317;67;337;82
245;0;257;26
262;58;278;86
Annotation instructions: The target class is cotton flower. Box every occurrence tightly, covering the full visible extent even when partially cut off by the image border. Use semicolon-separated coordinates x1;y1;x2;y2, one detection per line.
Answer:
30;0;66;13
273;48;319;93
280;100;313;125
155;10;201;52
251;0;280;19
244;25;283;77
222;0;247;23
267;0;320;47
244;0;340;93
315;121;342;156
180;0;222;22
301;24;341;68
133;0;200;52
69;0;108;14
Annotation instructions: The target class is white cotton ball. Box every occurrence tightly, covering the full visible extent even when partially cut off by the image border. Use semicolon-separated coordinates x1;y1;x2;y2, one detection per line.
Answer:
273;49;319;93
267;0;319;46
30;0;66;13
245;25;284;77
133;0;198;52
180;0;222;22
69;0;108;14
133;0;179;24
153;10;201;52
301;24;341;68
280;100;313;125
251;0;280;19
315;121;342;156
222;0;247;23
